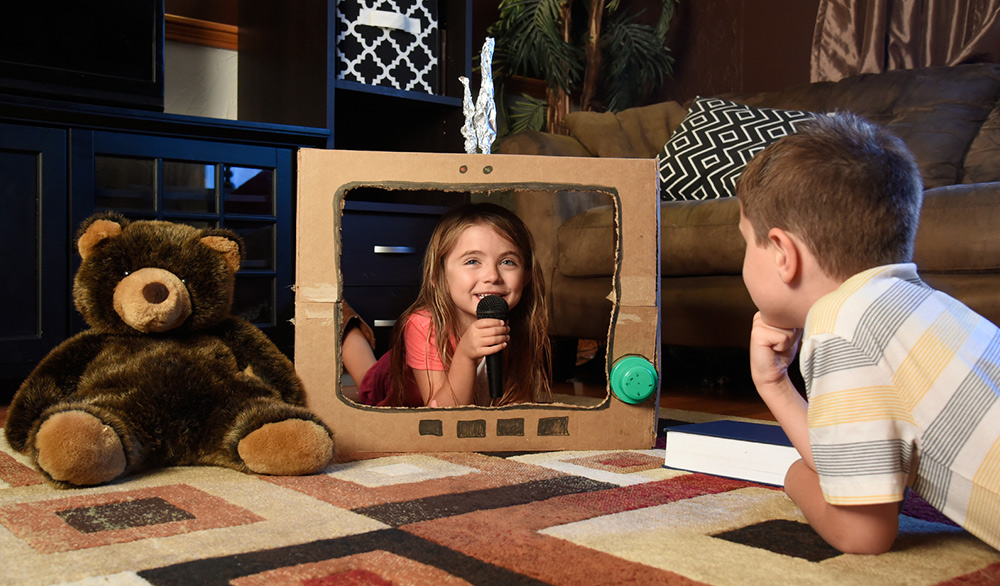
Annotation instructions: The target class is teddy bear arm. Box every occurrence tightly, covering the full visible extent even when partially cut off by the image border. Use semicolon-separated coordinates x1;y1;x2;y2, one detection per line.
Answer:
4;332;107;452
217;317;306;405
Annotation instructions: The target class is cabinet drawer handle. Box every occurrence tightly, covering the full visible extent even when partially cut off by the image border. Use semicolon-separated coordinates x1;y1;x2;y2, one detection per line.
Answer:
373;319;397;328
359;9;422;35
373;245;417;254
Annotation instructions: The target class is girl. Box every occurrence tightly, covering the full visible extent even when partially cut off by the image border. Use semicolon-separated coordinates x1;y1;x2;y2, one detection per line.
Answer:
342;202;551;407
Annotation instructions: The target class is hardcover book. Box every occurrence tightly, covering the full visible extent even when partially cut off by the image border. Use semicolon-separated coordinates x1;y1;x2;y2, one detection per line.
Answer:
663;420;799;486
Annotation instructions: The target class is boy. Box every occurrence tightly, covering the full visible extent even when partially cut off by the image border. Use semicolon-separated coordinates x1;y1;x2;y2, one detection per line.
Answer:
736;112;1000;554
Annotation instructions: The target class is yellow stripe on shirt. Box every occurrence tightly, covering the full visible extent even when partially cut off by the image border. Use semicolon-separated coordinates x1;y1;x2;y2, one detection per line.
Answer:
808;386;914;427
893;300;975;410
968;437;1000;549
826;493;904;506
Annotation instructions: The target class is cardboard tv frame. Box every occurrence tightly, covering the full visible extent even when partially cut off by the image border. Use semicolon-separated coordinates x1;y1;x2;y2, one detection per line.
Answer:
296;149;660;453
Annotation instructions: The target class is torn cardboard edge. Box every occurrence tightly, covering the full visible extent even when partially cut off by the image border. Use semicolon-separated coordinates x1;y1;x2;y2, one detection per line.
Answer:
295;150;661;453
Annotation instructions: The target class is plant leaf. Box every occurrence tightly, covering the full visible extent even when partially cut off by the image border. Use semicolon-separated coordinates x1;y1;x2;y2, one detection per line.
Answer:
600;11;674;111
509;94;549;134
490;0;584;93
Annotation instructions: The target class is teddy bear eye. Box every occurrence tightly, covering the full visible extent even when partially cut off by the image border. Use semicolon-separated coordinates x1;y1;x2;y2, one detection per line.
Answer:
123;270;131;277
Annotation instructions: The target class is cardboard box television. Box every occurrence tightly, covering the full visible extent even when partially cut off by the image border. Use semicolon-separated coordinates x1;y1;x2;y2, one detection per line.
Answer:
295;150;660;453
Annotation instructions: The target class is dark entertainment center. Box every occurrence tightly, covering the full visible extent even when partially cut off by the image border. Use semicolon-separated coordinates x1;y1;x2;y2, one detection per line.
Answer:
0;0;477;400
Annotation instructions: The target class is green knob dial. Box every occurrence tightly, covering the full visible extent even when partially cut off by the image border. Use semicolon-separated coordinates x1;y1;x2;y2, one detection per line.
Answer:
609;356;658;404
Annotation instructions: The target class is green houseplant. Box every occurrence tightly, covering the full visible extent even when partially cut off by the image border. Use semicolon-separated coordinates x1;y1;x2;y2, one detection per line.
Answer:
488;0;679;135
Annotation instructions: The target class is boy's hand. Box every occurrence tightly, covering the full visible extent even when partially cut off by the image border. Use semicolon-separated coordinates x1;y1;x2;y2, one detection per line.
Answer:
749;311;812;467
457;318;509;361
749;311;802;390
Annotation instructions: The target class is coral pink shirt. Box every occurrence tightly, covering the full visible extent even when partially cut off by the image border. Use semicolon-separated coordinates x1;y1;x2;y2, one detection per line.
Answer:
393;311;447;407
404;311;445;371
401;311;489;406
360;311;487;407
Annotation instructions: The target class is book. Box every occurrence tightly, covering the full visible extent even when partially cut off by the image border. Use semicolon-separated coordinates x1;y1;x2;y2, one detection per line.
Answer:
662;420;800;486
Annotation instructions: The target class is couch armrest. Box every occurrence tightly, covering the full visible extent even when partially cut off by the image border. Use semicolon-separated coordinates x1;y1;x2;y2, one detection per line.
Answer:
916;182;1000;272
496;130;593;157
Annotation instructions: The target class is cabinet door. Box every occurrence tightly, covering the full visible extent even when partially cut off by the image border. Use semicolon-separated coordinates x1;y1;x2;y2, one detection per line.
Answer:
341;199;463;356
0;123;69;379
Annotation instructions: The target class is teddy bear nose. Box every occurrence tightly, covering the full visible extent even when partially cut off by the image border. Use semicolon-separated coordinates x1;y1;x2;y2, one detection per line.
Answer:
143;282;170;304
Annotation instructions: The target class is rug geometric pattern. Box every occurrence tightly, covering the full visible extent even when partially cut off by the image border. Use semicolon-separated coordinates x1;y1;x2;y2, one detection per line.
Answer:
1;431;998;586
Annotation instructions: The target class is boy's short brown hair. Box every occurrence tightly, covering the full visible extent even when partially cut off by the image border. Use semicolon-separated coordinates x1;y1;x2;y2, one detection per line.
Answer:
736;112;923;280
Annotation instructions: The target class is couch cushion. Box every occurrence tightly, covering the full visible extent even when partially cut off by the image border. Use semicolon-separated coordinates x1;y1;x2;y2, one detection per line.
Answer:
723;64;1000;188
657;97;816;201
563;101;688;158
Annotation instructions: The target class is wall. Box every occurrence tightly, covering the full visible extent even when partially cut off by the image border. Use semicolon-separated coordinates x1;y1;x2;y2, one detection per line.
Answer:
162;1;820;122
162;0;239;120
478;0;821;111
164;41;238;120
165;0;236;25
657;0;821;103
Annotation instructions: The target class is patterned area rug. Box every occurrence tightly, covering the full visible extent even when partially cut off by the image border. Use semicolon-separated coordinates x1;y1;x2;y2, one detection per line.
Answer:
1;420;998;586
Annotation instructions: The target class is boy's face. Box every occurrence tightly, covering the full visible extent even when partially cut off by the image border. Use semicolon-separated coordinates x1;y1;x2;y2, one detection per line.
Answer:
738;210;794;328
444;223;527;329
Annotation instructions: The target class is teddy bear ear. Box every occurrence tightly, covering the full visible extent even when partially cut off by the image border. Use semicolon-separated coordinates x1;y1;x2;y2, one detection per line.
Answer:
77;213;127;260
199;231;244;274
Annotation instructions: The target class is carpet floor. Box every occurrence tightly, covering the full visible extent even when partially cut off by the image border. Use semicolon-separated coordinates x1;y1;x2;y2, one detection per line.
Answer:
1;412;998;585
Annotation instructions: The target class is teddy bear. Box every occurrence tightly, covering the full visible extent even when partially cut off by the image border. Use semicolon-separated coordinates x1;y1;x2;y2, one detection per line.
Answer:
4;212;334;487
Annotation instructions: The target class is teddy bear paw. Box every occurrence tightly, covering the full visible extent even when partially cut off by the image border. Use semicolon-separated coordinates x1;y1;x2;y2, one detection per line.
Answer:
35;411;127;486
238;419;333;475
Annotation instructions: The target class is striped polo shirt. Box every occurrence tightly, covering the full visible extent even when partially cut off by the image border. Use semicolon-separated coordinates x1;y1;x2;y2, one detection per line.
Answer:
801;263;999;550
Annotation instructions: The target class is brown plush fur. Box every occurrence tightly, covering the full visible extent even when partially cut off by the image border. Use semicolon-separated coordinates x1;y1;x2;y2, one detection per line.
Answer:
4;213;333;487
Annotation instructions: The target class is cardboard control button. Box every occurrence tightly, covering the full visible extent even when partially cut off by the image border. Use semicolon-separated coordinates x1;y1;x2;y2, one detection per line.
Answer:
610;356;658;404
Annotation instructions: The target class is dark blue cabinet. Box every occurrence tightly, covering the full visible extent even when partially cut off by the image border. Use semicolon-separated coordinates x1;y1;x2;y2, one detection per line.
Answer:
0;104;327;394
0;123;69;377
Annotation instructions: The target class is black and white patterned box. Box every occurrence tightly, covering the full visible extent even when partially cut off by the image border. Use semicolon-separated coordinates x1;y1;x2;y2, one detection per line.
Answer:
336;0;440;94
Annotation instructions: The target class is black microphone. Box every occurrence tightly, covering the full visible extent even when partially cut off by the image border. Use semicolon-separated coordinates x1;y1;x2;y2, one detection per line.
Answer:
476;295;508;399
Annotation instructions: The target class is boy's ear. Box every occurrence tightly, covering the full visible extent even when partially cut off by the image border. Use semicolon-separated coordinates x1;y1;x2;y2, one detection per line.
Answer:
768;227;801;284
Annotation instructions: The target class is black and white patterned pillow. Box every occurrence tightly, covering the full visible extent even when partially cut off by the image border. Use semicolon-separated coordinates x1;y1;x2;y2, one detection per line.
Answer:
657;97;816;201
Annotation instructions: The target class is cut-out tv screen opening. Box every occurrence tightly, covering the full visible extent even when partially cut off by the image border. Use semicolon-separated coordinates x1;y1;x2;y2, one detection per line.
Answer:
296;150;660;453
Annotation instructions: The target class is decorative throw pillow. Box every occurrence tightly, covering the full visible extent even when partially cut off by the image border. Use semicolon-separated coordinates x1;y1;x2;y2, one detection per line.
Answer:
657;97;816;201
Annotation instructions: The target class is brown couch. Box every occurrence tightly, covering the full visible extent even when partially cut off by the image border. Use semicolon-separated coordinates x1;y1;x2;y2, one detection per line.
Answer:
499;64;1000;351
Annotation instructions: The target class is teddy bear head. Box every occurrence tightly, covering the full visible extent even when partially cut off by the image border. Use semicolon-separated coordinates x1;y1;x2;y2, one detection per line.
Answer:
73;212;245;335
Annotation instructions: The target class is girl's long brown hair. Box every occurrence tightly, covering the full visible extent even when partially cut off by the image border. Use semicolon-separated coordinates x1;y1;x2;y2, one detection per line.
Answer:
387;203;551;406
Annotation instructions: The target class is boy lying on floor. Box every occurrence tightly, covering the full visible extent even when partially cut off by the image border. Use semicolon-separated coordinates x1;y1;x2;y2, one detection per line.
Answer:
736;112;999;554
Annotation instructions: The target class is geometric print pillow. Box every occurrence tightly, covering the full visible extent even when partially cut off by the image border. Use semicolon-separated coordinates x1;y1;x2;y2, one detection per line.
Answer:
657;97;817;201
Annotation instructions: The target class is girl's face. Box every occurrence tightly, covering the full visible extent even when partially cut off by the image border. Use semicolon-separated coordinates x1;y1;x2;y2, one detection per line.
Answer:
443;223;528;327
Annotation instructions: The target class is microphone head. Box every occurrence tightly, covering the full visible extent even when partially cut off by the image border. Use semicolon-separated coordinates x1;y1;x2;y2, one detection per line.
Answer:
476;295;509;320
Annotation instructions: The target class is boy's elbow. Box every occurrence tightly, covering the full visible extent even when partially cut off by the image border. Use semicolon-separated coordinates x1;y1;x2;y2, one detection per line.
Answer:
826;531;896;555
784;460;900;555
819;504;900;555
